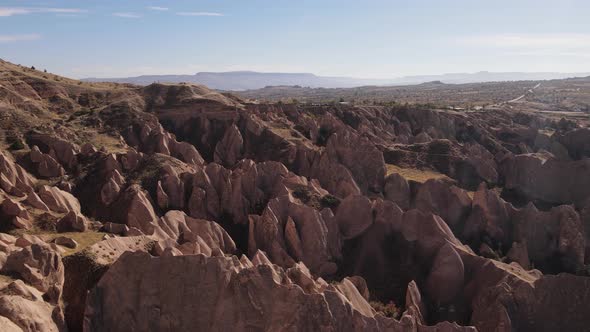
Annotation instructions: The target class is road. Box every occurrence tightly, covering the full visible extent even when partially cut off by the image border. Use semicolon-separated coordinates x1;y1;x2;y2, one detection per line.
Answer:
507;83;541;103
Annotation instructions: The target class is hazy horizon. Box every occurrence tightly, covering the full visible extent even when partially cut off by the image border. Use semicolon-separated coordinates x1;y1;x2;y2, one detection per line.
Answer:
1;0;589;79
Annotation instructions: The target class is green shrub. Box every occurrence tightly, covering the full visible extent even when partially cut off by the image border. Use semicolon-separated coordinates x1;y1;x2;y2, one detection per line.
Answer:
370;301;400;319
292;186;311;203
320;194;340;208
8;139;25;151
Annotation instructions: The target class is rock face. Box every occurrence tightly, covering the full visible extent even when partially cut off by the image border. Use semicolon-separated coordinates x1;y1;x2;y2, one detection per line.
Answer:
111;185;158;235
325;129;386;195
384;173;410;210
29;146;65;178
501;154;590;205
2;243;64;304
84;251;473;332
0;279;65;332
214;124;243;167
414;179;472;231
38;185;81;214
0;151;34;196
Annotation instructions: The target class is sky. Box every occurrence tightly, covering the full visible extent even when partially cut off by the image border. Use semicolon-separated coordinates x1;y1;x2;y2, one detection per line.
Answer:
1;0;589;79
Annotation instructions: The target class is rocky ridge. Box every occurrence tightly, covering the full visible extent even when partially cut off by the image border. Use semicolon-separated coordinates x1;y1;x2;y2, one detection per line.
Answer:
0;59;589;331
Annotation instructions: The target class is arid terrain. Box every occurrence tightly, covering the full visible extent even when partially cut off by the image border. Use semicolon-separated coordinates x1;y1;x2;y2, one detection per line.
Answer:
0;58;590;331
236;77;590;113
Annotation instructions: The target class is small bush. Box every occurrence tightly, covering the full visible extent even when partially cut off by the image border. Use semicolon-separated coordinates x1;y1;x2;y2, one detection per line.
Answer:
370;301;400;319
292;186;311;203
8;139;25;151
38;213;58;232
320;194;340;208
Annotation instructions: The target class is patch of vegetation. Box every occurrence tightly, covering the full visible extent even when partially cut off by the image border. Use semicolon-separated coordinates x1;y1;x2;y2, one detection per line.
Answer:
317;126;331;146
37;213;58;232
292;186;312;203
370;301;401;319
8;139;25;151
320;194;340;209
73;108;94;117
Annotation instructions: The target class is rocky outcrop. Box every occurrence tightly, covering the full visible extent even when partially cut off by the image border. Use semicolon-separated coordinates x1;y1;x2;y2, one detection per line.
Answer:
249;194;335;276
325;129;386;195
2;244;64;304
29;146;65;178
384;173;410;210
154;210;237;255
110;185;158;235
0;279;65;332
463;184;512;248
414;179;472;231
38;185;81;214
27;133;79;170
84;251;474;332
214;124;243;167
62;235;155;331
56;211;89;233
0;152;34;196
557;127;590;159
512;203;585;273
501;153;590;205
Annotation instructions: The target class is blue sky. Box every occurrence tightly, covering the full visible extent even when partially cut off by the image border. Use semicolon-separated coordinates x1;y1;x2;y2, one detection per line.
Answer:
1;0;589;78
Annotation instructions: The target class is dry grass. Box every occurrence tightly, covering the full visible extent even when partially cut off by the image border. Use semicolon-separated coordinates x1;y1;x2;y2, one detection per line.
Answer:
386;164;449;183
86;132;127;153
538;128;555;137
36;231;106;256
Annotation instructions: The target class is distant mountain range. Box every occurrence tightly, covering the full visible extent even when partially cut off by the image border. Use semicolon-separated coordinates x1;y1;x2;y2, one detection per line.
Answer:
83;70;590;90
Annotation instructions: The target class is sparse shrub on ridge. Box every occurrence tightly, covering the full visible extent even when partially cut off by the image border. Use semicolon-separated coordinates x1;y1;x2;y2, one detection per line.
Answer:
370;301;401;319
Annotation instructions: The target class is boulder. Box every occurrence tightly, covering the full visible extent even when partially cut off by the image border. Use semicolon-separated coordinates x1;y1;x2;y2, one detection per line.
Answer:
1;199;29;219
100;222;129;235
53;237;78;249
56;211;89;233
38;185;81;214
24;191;49;211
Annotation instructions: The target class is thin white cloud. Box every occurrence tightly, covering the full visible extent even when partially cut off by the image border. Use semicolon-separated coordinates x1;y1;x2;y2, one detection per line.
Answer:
148;6;169;11
0;34;41;43
112;12;142;18
0;7;87;17
458;33;590;49
176;12;224;17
